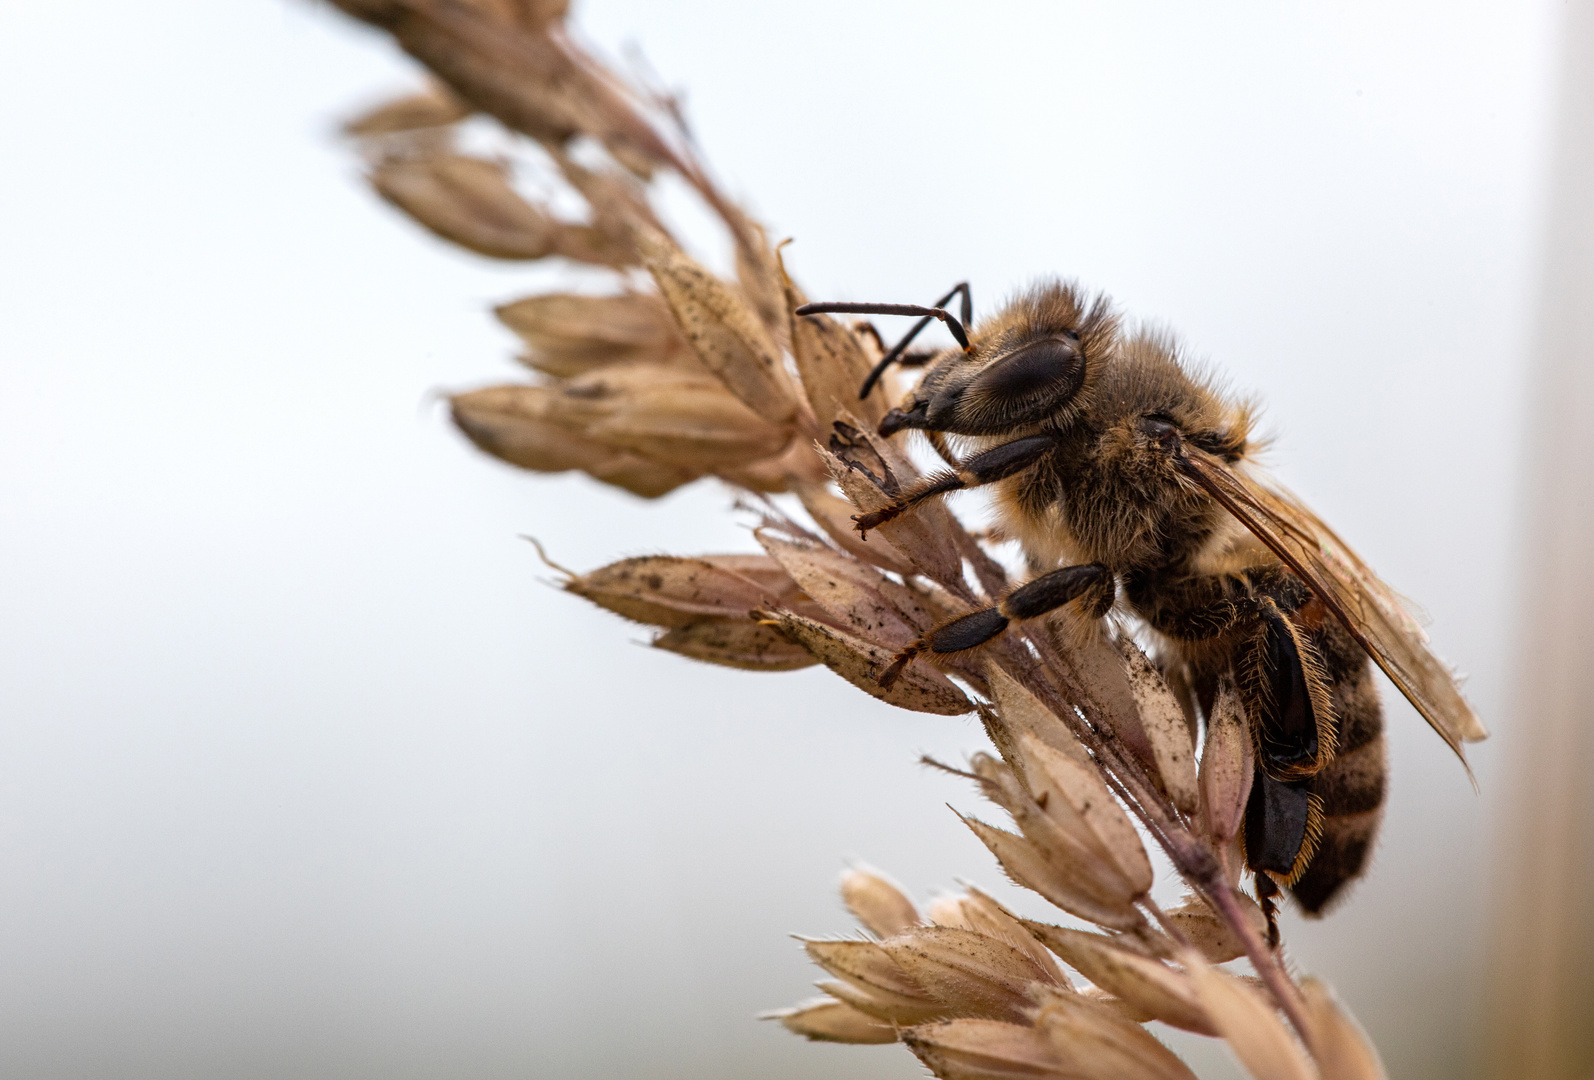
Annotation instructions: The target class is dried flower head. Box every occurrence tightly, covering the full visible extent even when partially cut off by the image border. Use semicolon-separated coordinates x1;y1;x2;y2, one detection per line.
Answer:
323;2;1404;1076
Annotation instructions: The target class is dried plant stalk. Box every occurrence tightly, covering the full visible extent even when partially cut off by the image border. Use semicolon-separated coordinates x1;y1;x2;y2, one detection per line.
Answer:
323;2;1399;1076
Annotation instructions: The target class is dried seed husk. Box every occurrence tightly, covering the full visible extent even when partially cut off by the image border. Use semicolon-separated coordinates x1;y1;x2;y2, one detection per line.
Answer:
1034;989;1200;1080
829;415;903;492
1047;626;1159;770
757;530;935;646
1198;677;1254;853
343;82;470;135
449;385;698;496
766;610;972;715
735;221;789;346
958;886;1071;988
651;619;816;670
1080;986;1157;1024
794;481;916;575
569;363;791;470
1181;950;1317;1080
582;454;700;498
1116;636;1199;815
549;152;659;260
1302;977;1387;1080
882;926;1058;1023
450;384;617;472
714;439;828;492
819;978;950;1026
566;555;784;627
1014;733;1154;896
841;868;921;939
1162;891;1266;965
495;291;688;377
957;813;1143;932
803;940;947;1025
506;0;569;31
370;152;563;260
636;227;797;425
823;447;964;588
586;385;789;470
687;554;806;604
926;895;975;930
782;265;889;431
768;997;898;1044
333;0;673;163
971;754;1146;917
1023;925;1214;1036
986;663;1092;769
903;1018;1063;1080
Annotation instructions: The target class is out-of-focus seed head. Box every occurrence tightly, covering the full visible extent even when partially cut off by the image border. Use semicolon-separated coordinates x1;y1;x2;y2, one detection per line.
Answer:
1182;949;1318;1080
495;292;690;377
881;925;1061;1023
449;385;697;497
903;1018;1064;1080
802;939;949;1025
1023;926;1214;1036
636;227;798;425
1302;977;1389;1080
370;152;562;260
766;997;897;1044
344;82;470;136
840;868;921;939
1033;989;1200;1080
783;263;891;431
576;365;792;471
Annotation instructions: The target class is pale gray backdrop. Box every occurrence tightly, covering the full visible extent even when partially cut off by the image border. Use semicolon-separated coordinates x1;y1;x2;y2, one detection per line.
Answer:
0;2;1561;1078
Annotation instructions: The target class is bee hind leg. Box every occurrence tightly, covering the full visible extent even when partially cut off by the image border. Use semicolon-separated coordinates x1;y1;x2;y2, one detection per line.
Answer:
876;563;1113;687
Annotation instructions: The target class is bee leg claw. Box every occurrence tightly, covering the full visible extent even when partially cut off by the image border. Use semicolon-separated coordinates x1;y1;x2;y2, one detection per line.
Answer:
853;505;906;537
875;645;920;688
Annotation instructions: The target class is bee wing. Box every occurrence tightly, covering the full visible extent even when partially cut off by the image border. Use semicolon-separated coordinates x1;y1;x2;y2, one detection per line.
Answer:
1178;449;1487;770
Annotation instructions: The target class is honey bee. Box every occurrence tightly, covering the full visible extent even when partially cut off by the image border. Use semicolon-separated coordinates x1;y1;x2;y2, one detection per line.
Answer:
797;281;1488;916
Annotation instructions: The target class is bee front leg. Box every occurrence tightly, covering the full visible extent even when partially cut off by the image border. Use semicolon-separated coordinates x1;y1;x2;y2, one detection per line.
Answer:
853;434;1055;536
877;563;1114;686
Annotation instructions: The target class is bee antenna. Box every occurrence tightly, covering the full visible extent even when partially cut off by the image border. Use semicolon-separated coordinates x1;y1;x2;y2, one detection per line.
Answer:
794;282;972;399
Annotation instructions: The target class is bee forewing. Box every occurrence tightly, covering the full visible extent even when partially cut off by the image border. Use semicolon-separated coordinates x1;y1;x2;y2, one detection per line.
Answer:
1180;451;1486;769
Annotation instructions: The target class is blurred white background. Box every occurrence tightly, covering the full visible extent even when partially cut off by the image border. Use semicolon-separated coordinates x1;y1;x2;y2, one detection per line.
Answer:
0;1;1565;1077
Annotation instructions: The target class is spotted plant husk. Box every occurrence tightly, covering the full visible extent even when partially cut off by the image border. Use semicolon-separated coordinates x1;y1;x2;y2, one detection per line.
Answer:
327;2;1390;1076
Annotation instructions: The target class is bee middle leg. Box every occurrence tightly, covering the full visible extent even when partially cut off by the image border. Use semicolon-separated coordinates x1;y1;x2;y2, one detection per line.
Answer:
876;563;1113;686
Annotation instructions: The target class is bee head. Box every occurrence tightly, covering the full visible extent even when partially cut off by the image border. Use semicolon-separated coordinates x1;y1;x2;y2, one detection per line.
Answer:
878;280;1119;438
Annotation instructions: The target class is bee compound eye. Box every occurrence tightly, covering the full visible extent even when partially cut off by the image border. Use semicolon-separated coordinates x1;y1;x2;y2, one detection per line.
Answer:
974;338;1084;404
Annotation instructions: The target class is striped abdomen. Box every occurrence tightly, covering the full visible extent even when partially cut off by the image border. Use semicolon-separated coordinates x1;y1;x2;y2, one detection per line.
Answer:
1289;614;1387;913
